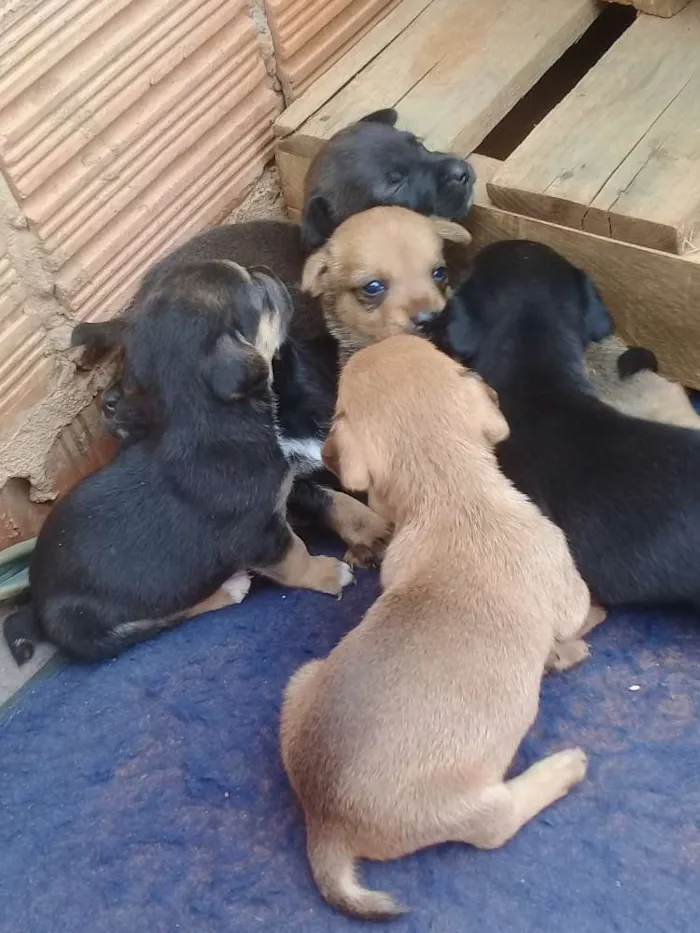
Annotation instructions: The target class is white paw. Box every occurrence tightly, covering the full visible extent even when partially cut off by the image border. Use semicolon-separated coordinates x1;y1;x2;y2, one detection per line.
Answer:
222;571;252;604
549;747;588;788
338;562;354;588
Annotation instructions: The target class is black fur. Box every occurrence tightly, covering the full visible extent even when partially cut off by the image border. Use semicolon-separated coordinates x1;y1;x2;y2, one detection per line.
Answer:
5;262;296;662
301;108;475;250
439;239;700;609
70;110;475;532
617;346;659;379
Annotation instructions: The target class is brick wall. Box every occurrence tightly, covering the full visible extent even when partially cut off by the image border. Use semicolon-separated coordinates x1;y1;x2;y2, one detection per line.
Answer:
0;0;396;548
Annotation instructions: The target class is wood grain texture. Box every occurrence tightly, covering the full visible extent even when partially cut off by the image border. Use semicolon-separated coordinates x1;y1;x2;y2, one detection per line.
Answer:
488;2;700;253
277;150;700;388
264;0;401;100
600;0;691;17
276;0;599;156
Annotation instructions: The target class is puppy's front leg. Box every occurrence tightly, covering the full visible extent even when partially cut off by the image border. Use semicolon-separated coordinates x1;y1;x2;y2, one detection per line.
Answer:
254;527;354;597
326;490;392;568
288;480;391;568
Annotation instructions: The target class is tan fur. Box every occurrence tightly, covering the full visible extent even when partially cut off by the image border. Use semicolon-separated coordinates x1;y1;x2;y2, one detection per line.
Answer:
301;207;471;361
586;336;700;428
281;335;594;919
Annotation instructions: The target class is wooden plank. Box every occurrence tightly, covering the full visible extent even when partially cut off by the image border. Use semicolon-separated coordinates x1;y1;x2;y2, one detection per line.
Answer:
601;0;691;18
279;0;599;156
488;3;700;254
274;0;434;137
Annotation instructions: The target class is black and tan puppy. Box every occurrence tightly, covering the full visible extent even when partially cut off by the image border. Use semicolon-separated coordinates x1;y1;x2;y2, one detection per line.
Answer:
70;109;474;558
438;239;700;610
4;262;353;664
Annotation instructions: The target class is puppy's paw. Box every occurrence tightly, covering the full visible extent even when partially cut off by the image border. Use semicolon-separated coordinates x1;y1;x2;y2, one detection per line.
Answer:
330;494;392;568
547;747;588;790
305;556;354;596
222;571;252;605
546;638;590;674
344;514;392;569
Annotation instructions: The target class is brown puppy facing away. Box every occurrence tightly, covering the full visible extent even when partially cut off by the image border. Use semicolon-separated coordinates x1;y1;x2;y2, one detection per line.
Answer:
302;206;472;361
586;335;700;429
280;335;602;919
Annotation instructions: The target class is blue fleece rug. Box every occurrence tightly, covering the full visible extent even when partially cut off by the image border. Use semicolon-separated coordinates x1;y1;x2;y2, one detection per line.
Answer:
2;543;699;933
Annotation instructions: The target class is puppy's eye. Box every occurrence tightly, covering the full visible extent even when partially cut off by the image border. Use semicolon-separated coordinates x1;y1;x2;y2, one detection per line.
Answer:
361;280;386;299
432;266;448;284
387;170;404;187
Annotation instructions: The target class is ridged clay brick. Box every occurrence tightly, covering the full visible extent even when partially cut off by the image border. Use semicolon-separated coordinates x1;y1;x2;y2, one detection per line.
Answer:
264;0;400;98
0;0;282;544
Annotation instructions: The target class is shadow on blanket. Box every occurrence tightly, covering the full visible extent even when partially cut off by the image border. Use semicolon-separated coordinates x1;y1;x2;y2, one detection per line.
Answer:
1;537;699;933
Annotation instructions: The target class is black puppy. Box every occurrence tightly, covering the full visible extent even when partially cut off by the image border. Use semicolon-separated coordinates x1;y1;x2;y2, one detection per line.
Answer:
300;108;474;250
4;261;354;664
70;109;473;557
438;239;700;609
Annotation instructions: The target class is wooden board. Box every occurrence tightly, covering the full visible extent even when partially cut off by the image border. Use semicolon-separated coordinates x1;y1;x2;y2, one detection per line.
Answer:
277;149;700;388
488;3;700;254
601;0;691;17
275;0;599;157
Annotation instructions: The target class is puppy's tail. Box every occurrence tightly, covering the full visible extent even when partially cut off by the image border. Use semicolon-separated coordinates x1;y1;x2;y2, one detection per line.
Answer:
307;822;406;921
3;602;42;666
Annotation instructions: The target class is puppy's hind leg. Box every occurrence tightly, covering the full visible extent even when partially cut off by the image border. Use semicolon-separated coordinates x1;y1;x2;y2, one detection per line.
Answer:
254;527;353;597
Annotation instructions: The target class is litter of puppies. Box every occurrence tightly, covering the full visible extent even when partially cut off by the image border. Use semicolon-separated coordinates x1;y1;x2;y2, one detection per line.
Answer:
4;109;698;918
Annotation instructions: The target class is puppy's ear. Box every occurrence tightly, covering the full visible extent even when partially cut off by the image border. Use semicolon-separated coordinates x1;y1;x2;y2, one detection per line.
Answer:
71;318;128;350
483;405;510;446
322;420;370;492
249;267;293;358
358;108;398;127
301;247;331;297
617;346;659;379
580;274;613;343
301;195;335;251
202;334;266;402
432;218;472;253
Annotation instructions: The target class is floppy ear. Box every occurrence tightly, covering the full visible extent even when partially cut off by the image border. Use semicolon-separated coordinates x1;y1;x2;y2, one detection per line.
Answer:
201;334;266;402
483;405;510;446
322;420;370;492
617;346;659;380
432;218;472;253
301;195;335;251
580;274;613;343
301;247;331;297
71;318;128;350
249;267;293;357
358;108;398;127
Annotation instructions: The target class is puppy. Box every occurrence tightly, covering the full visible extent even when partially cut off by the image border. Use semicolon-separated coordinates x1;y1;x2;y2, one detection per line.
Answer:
302;206;472;361
440;239;700;609
3;262;353;664
586;335;700;428
281;335;595;920
73;209;471;570
300;107;475;250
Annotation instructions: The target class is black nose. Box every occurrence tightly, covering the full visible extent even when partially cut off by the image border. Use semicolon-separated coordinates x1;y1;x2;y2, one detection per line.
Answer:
444;158;475;187
411;310;441;327
102;384;123;415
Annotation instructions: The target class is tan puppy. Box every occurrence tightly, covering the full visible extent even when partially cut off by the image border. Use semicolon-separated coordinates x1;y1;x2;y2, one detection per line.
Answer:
302;206;472;361
586;335;700;429
280;335;601;920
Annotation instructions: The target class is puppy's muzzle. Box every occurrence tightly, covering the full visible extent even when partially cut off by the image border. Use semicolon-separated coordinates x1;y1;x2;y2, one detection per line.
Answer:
411;310;442;327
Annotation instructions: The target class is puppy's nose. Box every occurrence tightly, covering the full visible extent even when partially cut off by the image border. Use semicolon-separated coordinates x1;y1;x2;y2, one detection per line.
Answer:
411;310;441;327
444;159;474;187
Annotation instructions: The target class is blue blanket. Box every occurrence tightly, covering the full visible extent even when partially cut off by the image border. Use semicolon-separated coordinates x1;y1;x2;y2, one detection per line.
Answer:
2;548;699;933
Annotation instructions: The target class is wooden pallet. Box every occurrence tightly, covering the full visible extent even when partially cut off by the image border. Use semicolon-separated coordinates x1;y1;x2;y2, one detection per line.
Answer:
275;0;700;388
